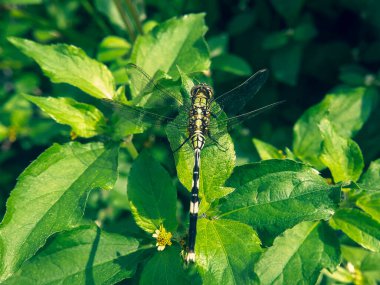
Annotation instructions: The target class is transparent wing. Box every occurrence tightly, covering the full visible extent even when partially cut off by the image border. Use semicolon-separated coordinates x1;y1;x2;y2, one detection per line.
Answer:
209;101;285;132
101;99;187;130
127;63;183;108
211;69;269;116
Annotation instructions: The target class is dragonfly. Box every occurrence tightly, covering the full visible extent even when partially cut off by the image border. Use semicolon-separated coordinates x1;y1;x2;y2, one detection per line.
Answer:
103;63;284;262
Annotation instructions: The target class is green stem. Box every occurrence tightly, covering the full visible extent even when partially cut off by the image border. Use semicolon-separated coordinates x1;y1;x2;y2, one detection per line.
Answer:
113;0;136;42
124;0;143;35
122;136;139;160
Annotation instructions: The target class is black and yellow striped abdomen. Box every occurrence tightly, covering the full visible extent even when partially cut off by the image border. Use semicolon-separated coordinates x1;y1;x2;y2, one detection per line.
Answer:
188;93;211;151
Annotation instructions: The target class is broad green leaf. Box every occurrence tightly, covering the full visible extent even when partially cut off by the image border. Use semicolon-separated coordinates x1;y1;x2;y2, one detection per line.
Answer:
196;219;262;285
254;221;340;285
219;160;340;237
318;119;364;183
253;138;285;160
8;37;115;99
293;87;376;169
271;44;302;86
97;36;131;62
167;114;235;210
211;54;252;76
128;152;177;233
3;225;145;285
359;159;380;189
140;245;190;285
357;192;380;222
130;13;210;96
0;142;119;280
270;0;305;24
330;208;380;252
23;94;106;138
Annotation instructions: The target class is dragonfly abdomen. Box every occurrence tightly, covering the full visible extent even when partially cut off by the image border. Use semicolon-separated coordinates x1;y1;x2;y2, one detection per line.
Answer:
188;98;211;151
187;148;201;262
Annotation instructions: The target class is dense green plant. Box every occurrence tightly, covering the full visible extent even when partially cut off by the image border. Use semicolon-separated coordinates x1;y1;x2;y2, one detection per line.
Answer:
1;1;380;285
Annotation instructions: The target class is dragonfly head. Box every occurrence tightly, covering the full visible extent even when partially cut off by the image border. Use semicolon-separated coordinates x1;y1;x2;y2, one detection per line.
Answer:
190;83;214;99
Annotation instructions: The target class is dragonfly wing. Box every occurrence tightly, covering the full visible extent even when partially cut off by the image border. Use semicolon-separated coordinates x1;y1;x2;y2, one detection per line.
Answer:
126;63;183;108
210;69;269;116
101;99;185;130
209;101;285;132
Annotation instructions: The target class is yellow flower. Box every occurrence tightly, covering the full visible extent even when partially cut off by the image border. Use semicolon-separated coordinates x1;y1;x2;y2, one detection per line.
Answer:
152;225;172;251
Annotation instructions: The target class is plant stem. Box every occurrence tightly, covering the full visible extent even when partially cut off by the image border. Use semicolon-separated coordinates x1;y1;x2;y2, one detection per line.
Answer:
122;136;139;160
113;0;136;42
124;0;143;35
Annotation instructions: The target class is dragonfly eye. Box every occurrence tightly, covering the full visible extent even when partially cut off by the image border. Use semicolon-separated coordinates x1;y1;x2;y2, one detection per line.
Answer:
190;86;198;97
206;87;213;98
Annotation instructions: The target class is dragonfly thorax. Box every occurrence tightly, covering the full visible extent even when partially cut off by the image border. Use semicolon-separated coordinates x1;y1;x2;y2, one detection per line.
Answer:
190;83;213;99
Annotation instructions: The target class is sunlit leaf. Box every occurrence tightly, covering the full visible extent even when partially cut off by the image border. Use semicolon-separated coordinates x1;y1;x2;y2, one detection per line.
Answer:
8;37;115;99
254;221;340;285
219;160;340;238
23;94;106;138
128;152;177;233
330;209;380;252
0;142;119;280
3;225;145;284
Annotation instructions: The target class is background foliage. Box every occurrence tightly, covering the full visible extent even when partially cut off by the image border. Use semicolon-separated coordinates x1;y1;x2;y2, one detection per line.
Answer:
1;0;380;284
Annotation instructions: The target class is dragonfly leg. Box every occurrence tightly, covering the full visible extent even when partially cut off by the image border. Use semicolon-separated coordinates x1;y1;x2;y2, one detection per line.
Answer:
208;133;227;151
172;136;191;153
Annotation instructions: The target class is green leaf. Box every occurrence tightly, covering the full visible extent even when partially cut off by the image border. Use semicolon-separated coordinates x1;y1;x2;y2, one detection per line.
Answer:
253;138;285;160
3;225;145;285
270;0;305;24
128;152;177;233
94;0;126;31
211;54;252;76
1;94;33;131
130;13;210;96
254;221;340;285
97;36;131;62
293;87;376;169
23;94;106;138
0;142;119;280
140;245;190;285
318;119;364;183
271;44;302;86
293;20;318;42
219;160;340;237
357;192;380;222
196;219;262;284
341;245;380;283
359;159;380;189
330;208;380;252
262;32;289;50
208;34;228;58
167;115;235;210
8;37;115;99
